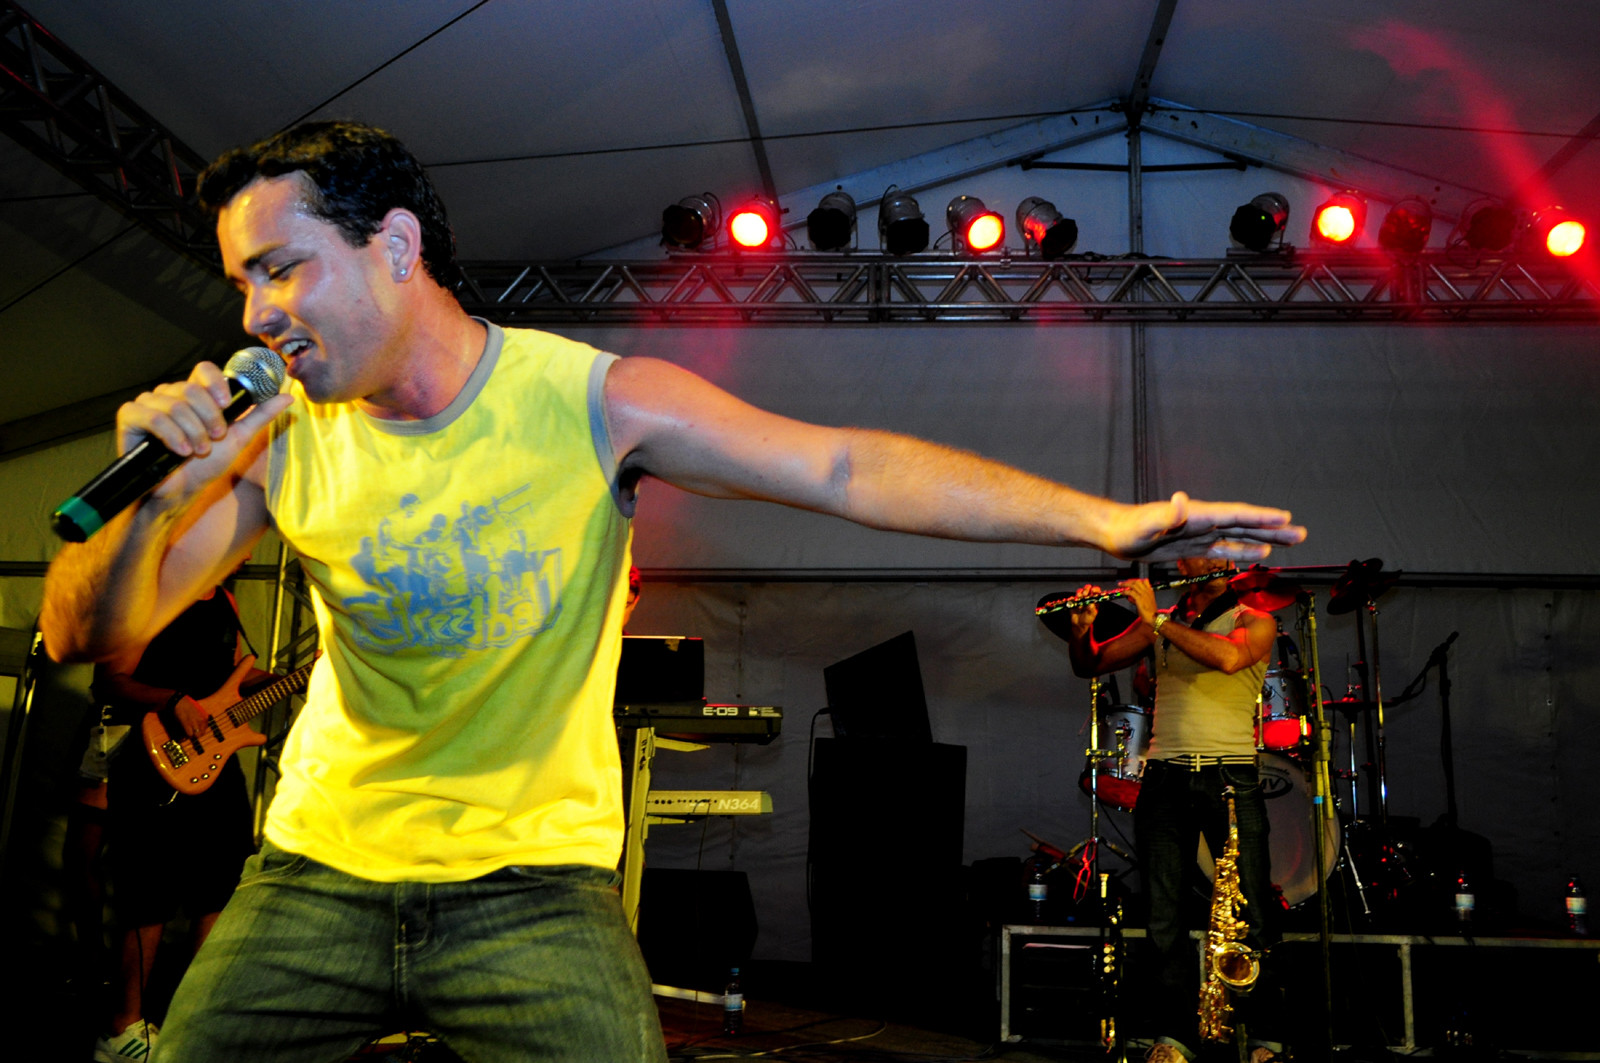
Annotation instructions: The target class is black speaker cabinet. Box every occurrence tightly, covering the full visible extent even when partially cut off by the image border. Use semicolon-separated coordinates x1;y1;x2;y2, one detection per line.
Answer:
637;868;757;992
808;739;967;1001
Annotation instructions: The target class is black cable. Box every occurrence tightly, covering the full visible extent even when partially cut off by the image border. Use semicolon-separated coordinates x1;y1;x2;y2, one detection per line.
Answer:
1189;107;1588;140
279;0;498;130
803;706;829;918
424;103;1585;173
0;190;96;205
0;223;138;319
427;107;1118;169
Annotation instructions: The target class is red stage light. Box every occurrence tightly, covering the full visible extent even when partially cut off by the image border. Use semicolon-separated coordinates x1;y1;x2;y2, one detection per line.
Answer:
1378;197;1434;254
1310;192;1367;246
728;198;777;249
1016;196;1079;259
1525;207;1587;258
947;196;1004;253
1452;200;1517;252
661;193;721;250
967;213;1003;250
1546;219;1586;257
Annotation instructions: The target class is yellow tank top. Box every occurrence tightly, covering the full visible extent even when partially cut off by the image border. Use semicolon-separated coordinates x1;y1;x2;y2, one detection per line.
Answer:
263;324;632;881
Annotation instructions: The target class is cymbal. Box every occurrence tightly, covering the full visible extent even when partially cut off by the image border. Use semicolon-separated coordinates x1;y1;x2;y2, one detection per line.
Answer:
1228;566;1304;611
1328;558;1398;615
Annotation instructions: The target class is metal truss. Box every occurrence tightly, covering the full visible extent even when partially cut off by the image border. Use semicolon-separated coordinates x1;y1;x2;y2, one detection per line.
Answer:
0;1;218;269
457;250;1600;326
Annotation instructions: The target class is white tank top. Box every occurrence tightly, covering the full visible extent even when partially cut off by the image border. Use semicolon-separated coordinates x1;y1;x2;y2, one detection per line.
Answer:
1146;602;1266;761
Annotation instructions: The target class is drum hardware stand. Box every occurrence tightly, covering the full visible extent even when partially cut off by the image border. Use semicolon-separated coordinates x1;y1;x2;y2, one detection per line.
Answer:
1340;673;1362;820
1328;559;1399;824
1072;676;1137;890
1365;597;1392;822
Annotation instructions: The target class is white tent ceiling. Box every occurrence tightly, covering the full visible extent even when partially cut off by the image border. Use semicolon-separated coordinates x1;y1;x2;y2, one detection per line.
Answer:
2;0;1597;445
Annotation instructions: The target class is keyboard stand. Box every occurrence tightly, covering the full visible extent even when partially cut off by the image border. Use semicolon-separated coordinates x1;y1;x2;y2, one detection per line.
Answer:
619;725;709;933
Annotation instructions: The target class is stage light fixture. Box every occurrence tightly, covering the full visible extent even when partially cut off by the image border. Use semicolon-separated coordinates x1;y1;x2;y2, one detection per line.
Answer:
878;188;929;255
1228;192;1290;253
661;193;721;250
1016;196;1078;259
1526;206;1586;257
728;197;779;249
807;189;857;251
948;195;1004;253
1452;200;1518;252
1310;192;1367;246
1377;197;1434;254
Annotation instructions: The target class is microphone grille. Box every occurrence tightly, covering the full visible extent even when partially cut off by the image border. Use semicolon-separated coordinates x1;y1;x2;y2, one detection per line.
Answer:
225;346;288;404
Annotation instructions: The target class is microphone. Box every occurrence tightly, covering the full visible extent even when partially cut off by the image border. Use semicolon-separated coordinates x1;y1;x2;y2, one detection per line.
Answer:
51;347;287;542
1426;630;1460;670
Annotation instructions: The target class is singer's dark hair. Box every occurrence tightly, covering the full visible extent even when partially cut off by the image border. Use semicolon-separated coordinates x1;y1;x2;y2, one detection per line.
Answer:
198;121;462;290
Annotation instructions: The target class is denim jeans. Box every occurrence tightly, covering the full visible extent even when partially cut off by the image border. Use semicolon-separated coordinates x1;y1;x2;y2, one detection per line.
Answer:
1133;760;1280;1050
157;842;667;1063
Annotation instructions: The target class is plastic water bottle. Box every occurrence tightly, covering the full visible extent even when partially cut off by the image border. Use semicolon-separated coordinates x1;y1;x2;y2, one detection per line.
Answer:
722;967;743;1035
1453;871;1475;929
1567;875;1589;937
1028;865;1048;923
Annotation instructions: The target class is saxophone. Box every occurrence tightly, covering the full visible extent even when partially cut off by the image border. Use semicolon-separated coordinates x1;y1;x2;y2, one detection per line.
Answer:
1198;788;1260;1043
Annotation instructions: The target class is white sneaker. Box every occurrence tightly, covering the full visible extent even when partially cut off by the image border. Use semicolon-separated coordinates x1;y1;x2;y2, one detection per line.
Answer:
93;1018;159;1062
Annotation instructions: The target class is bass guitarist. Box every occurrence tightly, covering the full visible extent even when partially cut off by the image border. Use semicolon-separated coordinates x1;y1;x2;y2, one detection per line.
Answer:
91;582;274;1063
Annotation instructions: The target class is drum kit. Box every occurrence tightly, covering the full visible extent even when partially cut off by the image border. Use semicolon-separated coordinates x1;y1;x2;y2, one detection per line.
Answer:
1037;560;1414;925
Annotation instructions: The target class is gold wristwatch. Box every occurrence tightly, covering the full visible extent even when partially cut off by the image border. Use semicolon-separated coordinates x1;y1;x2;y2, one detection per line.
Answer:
1151;612;1170;635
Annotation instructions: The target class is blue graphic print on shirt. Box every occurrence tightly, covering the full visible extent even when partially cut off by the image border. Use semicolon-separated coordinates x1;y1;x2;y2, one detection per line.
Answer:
341;484;563;655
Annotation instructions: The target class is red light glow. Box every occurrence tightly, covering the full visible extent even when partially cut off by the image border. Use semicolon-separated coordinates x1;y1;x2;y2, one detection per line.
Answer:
1314;205;1358;244
1546;219;1586;257
965;213;1003;251
729;210;771;248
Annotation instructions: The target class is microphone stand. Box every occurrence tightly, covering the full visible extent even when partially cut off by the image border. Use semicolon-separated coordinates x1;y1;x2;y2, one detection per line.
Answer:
1300;591;1337;1052
1067;674;1135;1061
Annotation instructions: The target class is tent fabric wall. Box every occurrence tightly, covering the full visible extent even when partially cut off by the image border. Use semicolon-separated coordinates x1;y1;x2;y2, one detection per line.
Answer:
632;580;1600;962
560;323;1600;574
1;320;1595;964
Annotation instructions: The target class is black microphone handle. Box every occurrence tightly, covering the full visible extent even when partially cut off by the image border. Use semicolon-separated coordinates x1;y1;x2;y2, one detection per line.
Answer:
51;386;255;542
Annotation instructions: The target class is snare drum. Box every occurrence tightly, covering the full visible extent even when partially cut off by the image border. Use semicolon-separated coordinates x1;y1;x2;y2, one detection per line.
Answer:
1257;667;1309;752
1078;705;1150;812
1197;752;1340;907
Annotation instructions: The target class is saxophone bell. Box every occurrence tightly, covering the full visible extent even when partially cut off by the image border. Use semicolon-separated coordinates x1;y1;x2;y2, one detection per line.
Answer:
1212;940;1260;991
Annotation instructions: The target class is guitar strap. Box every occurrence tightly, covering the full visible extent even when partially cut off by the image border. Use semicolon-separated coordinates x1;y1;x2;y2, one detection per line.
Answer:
221;584;259;661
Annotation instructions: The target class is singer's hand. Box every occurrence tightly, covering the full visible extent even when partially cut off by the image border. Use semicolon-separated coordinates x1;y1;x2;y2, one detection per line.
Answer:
1101;491;1305;561
1120;579;1157;627
117;362;293;503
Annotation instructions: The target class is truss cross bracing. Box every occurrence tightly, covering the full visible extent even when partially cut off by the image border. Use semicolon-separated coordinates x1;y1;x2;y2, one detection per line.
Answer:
457;252;1600;326
0;1;218;269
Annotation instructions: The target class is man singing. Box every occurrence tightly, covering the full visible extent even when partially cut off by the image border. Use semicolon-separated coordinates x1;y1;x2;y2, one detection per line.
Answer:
41;121;1303;1062
1061;558;1283;1063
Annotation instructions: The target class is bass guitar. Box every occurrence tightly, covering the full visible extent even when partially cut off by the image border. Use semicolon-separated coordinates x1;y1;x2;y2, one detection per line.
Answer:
142;655;316;796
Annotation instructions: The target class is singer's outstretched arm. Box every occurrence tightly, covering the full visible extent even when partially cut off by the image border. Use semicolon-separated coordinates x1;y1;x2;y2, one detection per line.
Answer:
604;356;1306;562
40;366;289;663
